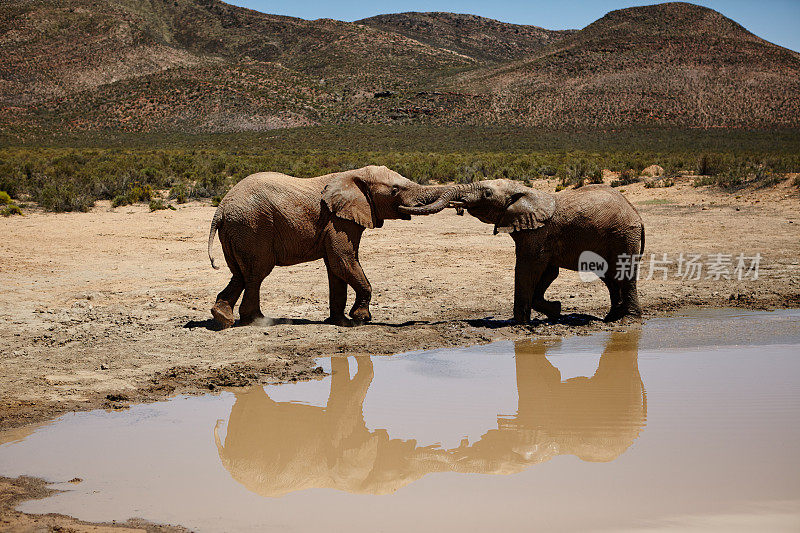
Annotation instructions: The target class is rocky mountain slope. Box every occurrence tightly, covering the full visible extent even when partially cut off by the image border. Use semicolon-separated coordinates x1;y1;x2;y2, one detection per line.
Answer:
448;2;800;128
1;0;798;133
358;12;575;62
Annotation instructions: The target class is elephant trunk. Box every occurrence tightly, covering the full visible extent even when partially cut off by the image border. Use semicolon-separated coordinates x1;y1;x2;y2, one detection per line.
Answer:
398;183;473;215
448;181;482;206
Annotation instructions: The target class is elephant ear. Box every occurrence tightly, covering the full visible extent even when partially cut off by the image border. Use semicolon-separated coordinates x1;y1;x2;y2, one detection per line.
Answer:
322;171;381;229
495;190;556;234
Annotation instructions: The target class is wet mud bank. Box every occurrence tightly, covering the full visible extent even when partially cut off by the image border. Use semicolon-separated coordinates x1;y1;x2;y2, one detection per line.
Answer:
3;297;799;434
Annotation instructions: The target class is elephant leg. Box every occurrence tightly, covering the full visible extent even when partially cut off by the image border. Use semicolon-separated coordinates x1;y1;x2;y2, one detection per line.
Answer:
239;280;266;325
239;262;274;326
338;259;372;324
325;255;371;324
212;275;243;329
325;222;371;325
602;276;623;322
323;258;351;327
513;256;545;324
211;238;244;329
606;253;642;321
619;277;643;319
532;264;561;319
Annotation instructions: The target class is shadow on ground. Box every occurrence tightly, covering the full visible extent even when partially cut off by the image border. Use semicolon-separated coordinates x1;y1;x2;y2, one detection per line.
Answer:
184;313;604;332
466;313;602;329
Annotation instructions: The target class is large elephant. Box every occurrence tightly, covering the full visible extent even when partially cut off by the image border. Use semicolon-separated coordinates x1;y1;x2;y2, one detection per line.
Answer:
401;180;645;322
207;166;455;328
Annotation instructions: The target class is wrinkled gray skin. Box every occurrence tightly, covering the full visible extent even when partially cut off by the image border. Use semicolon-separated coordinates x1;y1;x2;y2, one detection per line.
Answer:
208;165;456;328
401;180;644;322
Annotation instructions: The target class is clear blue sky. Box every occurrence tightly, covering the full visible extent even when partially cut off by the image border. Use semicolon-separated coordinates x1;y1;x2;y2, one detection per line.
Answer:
226;0;800;52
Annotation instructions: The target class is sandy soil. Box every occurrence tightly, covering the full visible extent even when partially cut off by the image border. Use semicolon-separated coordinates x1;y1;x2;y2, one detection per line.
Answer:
1;175;799;434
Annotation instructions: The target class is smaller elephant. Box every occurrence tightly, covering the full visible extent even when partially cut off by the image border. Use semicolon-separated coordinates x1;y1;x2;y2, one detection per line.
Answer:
401;180;644;322
207;166;455;328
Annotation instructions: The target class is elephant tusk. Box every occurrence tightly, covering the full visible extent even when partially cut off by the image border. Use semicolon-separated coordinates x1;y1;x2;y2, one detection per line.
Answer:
448;201;466;216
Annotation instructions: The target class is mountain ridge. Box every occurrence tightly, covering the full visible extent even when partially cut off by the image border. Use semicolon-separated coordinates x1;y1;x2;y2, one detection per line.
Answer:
1;0;798;134
357;12;576;62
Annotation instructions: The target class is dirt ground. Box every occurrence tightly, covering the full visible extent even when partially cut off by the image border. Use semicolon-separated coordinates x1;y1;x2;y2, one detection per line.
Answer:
1;175;799;434
0;174;799;530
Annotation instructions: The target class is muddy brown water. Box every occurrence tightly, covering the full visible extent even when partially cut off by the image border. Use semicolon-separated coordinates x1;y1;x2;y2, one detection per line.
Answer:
1;309;799;532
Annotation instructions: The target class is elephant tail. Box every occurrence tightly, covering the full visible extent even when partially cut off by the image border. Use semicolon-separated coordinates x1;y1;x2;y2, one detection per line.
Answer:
208;207;223;269
639;224;645;256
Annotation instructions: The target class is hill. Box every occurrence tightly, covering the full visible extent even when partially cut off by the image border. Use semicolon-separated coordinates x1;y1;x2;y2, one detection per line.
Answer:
445;2;800;127
0;0;474;133
1;1;798;134
357;12;574;62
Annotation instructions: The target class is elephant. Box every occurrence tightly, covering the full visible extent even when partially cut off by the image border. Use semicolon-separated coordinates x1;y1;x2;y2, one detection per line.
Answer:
213;331;645;496
206;166;456;328
400;180;645;322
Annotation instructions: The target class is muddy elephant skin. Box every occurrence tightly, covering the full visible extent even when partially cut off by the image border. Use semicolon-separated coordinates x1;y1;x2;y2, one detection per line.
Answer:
402;180;645;322
207;165;456;327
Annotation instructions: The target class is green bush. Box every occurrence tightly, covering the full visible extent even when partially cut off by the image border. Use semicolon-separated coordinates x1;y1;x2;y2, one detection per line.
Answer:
170;181;190;203
149;198;174;212
693;176;717;187
111;195;129;208
611;169;638;187
36;182;93;212
557;160;601;188
716;169;745;189
0;190;23;216
111;183;154;208
697;153;733;176
1;204;23;217
585;168;604;184
1;131;798;212
538;165;557;177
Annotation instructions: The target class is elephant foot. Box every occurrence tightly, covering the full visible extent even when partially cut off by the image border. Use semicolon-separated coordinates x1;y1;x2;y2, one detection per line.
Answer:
238;311;265;326
211;301;235;329
512;311;531;325
604;307;628;322
535;300;561;320
349;307;372;324
324;315;354;327
604;304;643;323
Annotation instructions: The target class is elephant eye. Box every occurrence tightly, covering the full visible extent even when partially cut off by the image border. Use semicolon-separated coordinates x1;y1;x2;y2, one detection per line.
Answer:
391;185;400;195
484;189;492;198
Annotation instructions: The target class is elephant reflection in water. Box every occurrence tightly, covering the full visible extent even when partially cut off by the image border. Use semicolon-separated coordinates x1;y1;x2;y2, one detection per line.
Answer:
215;357;452;497
449;330;646;475
215;330;645;496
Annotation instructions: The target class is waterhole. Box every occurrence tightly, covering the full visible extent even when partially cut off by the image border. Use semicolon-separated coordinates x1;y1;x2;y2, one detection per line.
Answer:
1;309;799;531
